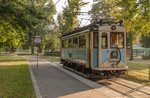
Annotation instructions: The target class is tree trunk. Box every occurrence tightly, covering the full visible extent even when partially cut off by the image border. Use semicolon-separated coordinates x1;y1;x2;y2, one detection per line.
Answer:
129;41;134;60
127;32;134;61
129;33;134;60
10;45;16;53
31;41;34;54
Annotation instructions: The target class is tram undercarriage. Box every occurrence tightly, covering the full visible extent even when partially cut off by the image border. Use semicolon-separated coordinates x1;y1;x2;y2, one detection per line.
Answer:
61;59;126;79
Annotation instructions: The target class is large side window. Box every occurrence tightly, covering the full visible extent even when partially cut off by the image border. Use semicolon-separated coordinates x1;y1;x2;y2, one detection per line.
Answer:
101;32;108;49
68;38;72;48
62;40;64;48
110;32;124;48
79;35;86;48
73;37;78;48
64;39;68;48
93;32;98;48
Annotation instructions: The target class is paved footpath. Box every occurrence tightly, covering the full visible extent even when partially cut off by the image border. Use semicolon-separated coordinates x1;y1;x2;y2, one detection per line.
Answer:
27;56;150;98
27;57;110;98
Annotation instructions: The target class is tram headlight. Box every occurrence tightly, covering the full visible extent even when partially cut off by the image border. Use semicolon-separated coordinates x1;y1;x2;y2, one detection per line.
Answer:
110;50;118;59
111;25;116;30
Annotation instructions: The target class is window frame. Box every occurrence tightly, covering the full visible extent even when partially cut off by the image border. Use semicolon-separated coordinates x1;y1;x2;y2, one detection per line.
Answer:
79;34;86;48
61;40;65;48
110;32;124;49
101;32;108;49
93;32;98;48
68;38;73;48
73;36;79;48
64;39;68;48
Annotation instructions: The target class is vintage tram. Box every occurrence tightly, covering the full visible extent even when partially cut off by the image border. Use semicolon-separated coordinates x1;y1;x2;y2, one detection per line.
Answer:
60;20;127;78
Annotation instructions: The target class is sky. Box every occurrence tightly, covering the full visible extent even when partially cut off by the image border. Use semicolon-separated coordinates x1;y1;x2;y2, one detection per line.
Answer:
53;0;94;26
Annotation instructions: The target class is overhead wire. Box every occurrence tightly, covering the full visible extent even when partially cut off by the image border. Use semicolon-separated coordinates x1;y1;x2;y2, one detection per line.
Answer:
50;0;61;10
53;0;94;27
77;18;83;28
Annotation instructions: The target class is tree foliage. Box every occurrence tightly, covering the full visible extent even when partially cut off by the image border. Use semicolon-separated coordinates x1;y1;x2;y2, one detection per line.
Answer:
110;0;150;41
90;0;150;59
57;0;87;34
111;0;150;59
43;27;60;52
140;33;150;48
90;0;112;22
0;0;56;52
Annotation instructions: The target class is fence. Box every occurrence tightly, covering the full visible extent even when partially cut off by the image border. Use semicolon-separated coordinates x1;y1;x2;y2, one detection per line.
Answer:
133;48;150;60
16;49;31;55
128;48;150;83
44;51;60;57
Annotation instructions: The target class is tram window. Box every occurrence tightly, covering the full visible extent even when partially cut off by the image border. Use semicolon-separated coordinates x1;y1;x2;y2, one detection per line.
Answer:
68;38;72;48
64;39;69;48
79;35;86;48
110;32;124;48
73;37;78;48
62;40;64;48
93;32;98;48
101;33;108;49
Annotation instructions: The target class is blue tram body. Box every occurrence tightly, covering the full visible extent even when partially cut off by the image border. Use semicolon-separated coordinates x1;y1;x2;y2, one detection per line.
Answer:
60;20;128;77
62;49;86;63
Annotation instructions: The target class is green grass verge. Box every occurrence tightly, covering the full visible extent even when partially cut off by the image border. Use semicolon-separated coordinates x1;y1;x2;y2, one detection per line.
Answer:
0;56;35;98
121;61;150;86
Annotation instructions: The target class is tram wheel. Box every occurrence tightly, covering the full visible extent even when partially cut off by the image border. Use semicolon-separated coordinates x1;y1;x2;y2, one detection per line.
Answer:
66;62;70;68
70;62;74;69
114;71;120;78
63;62;67;66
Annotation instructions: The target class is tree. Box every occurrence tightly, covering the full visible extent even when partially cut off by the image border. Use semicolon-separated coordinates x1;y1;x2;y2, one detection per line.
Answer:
0;0;56;53
0;0;39;52
24;0;56;54
89;0;150;60
90;0;112;22
57;0;88;34
43;27;61;52
140;33;150;48
107;0;150;60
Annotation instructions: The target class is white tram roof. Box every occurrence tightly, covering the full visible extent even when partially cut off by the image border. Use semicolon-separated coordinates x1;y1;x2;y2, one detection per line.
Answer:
61;20;125;39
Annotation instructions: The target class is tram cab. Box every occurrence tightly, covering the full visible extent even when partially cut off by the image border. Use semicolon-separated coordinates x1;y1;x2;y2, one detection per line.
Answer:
91;22;127;72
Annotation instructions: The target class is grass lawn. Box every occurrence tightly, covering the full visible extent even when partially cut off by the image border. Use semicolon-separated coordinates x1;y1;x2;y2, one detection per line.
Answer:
0;56;35;98
121;61;150;86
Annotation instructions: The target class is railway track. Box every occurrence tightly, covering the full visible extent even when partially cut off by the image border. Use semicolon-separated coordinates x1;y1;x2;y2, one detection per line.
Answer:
97;78;150;98
55;62;150;98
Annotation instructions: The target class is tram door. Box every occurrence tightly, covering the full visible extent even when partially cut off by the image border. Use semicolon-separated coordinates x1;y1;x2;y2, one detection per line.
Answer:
92;32;99;68
100;32;109;67
86;33;90;68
